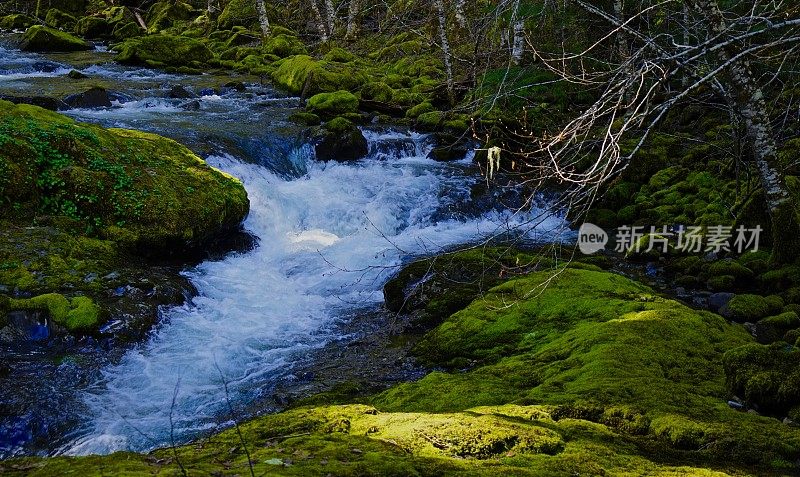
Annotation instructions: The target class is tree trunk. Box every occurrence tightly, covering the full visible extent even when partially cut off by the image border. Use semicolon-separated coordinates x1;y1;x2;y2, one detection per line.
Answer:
455;0;466;29
511;0;524;65
690;0;800;262
346;0;360;39
255;0;271;39
434;0;455;104
324;0;336;35
309;0;330;41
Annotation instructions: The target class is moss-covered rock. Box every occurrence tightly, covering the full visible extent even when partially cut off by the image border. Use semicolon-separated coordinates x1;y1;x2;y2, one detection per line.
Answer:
313;117;368;161
306;90;359;117
8;293;101;331
0;14;36;31
145;1;195;33
19;25;91;52
74;15;112;38
217;0;258;30
111;21;142;41
721;294;784;322
262;33;306;58
724;342;800;416
113;34;215;68
45;8;77;31
271;55;367;96
0;100;248;253
360;81;394;103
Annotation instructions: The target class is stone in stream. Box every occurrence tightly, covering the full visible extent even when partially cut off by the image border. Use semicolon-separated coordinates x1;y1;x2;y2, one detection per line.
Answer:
168;85;196;99
66;69;89;79
64;87;112;108
707;292;735;312
313;117;368;161
19;25;92;52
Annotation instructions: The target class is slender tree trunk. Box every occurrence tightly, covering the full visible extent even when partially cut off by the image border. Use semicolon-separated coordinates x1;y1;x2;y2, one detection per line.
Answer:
511;0;524;65
346;0;360;39
309;0;330;41
455;0;466;29
689;0;800;262
324;0;336;35
434;0;455;104
255;0;271;39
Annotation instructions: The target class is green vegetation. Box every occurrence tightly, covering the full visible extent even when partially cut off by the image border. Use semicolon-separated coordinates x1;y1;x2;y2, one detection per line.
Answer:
113;34;215;69
19;25;91;52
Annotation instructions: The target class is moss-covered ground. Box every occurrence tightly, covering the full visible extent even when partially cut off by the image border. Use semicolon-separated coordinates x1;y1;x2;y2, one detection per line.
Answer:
3;263;798;475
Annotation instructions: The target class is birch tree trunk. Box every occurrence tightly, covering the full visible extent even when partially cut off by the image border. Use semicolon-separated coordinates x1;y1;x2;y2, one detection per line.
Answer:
455;0;466;29
255;0;271;39
324;0;336;35
434;0;455;103
309;0;330;41
346;0;360;39
511;0;524;65
689;0;800;262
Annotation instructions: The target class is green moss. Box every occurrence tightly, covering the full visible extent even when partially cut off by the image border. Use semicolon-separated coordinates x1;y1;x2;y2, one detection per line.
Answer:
263;33;306;58
74;16;112;38
306;91;359;117
45;9;77;31
723;294;782;322
111;21;141;40
0;14;36;30
8;293;101;331
113;34;214;68
271;55;366;96
0;100;248;253
360;81;394;103
708;259;753;280
724;343;800;415
415;111;443;131
20;25;91;52
288;111;321;126
145;1;195;33
759;311;800;328
405;101;434;119
323;47;357;63
217;0;257;30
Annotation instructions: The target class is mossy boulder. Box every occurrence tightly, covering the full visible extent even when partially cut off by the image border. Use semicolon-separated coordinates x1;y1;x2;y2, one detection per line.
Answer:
313;117;368;161
0;100;248;253
45;8;77;31
145;1;195;33
306;90;359;118
113;34;215;68
271;55;367;96
74;16;112;38
415;110;444;131
217;0;258;30
406;101;435;119
323;47;357;63
361;81;394;103
19;25;91;52
262;33;306;58
724;342;800;415
0;14;36;30
721;294;784;322
111;21;142;41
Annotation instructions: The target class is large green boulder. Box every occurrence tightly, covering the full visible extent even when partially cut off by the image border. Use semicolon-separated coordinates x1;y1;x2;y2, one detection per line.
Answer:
262;33;306;58
113;34;215;68
271;55;367;96
74;16;112;38
313;117;368;161
19;25;91;52
0;14;36;30
145;1;196;33
306;90;359;117
0;100;249;252
217;0;258;30
45;8;77;31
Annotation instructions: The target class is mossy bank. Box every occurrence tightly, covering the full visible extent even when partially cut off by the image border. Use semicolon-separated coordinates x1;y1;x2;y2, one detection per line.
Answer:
0;100;249;337
5;254;798;475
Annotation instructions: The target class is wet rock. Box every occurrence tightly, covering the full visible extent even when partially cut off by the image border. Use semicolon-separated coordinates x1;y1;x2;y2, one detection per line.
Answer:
223;80;246;92
66;69;88;79
168;85;196;99
180;100;201;111
312;117;368;162
708;292;735;312
63;87;112;108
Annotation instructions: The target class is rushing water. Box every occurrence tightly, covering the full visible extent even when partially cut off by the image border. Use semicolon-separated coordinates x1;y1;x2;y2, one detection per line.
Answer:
0;43;567;456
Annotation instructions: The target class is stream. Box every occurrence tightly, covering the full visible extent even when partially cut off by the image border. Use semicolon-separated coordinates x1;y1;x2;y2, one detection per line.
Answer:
0;43;568;457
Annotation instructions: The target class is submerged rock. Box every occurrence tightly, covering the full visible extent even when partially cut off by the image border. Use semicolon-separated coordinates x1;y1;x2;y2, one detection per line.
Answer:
19;25;91;52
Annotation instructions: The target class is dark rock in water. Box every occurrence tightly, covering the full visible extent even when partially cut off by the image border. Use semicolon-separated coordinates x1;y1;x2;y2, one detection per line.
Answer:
199;88;216;97
428;145;467;162
168;85;196;99
708;292;735;312
64;87;112;108
313;117;368;161
66;69;88;79
31;61;62;73
107;91;136;104
0;95;69;111
180;99;201;111
223;81;246;92
19;25;91;52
